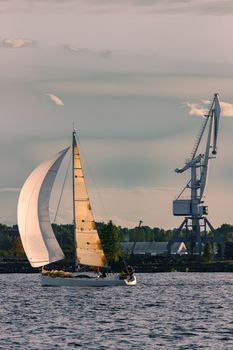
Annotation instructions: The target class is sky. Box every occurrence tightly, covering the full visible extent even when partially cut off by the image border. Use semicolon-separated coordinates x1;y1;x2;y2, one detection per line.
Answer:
1;0;233;229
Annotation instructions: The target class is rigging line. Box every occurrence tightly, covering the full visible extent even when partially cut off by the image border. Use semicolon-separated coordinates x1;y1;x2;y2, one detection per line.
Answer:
53;150;72;224
76;135;109;222
176;179;191;199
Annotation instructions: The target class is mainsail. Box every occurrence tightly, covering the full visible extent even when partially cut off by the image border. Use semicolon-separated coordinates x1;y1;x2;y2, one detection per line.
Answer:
17;148;69;267
73;133;106;267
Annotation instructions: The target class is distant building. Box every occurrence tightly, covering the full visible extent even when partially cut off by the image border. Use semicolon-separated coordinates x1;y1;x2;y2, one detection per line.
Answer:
120;241;187;256
120;242;135;254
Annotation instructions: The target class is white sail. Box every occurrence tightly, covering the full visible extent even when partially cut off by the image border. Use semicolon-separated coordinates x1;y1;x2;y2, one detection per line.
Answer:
17;148;69;267
73;135;106;267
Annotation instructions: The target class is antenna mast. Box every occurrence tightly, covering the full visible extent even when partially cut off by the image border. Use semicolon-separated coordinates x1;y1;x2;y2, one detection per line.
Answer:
72;129;78;270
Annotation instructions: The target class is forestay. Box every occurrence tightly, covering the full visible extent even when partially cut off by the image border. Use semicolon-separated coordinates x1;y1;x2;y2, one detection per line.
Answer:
73;135;106;267
17;148;69;267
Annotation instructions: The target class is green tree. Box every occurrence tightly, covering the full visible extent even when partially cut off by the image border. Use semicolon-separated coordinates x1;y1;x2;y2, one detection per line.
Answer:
100;221;121;263
0;234;13;252
216;224;233;242
53;224;74;259
13;236;26;257
203;242;214;263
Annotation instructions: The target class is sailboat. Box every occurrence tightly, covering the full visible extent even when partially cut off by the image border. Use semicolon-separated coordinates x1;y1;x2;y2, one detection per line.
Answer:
17;131;136;287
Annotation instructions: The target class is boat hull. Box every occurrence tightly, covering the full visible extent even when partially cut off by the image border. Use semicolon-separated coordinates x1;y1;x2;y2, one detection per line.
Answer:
41;275;136;287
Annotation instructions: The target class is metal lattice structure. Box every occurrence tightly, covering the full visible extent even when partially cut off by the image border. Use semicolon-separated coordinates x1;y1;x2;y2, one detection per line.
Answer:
168;94;225;257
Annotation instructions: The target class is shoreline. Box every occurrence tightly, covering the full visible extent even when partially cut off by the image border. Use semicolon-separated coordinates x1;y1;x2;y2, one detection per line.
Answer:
1;259;233;273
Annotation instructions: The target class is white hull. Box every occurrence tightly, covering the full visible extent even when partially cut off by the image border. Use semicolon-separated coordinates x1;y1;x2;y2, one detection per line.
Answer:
41;274;136;287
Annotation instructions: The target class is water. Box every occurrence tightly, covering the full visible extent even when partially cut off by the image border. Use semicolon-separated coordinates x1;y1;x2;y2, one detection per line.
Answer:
0;273;233;350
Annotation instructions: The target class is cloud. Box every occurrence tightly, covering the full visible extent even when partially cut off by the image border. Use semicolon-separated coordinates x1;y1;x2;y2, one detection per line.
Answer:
44;74;230;99
186;102;207;117
0;38;36;48
218;101;233;117
64;45;111;59
88;0;233;16
1;0;233;16
45;93;64;106
99;49;111;59
0;187;20;193
93;186;177;194
64;45;89;54
186;100;233;117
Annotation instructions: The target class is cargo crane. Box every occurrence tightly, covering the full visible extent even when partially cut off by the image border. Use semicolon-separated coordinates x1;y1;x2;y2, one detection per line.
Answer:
168;94;225;256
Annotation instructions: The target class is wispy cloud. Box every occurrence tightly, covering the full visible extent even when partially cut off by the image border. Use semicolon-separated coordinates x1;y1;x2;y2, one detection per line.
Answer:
218;101;233;117
0;38;36;48
64;45;89;54
98;49;111;59
64;45;111;59
186;102;208;117
1;0;233;15
0;187;20;193
91;186;177;194
45;93;64;106
186;100;233;117
43;74;233;100
87;0;233;16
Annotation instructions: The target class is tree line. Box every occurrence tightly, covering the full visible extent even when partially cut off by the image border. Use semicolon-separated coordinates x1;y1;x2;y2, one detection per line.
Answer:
1;222;233;262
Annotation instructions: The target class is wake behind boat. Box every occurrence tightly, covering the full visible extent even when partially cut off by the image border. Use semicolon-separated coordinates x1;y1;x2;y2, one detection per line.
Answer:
17;131;136;287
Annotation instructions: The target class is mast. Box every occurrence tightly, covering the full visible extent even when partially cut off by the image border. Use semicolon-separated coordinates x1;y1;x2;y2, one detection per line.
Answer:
72;129;78;271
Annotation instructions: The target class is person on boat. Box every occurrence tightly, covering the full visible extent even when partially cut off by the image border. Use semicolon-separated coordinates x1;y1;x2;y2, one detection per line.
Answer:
118;271;127;280
127;265;135;280
93;266;101;278
100;271;107;278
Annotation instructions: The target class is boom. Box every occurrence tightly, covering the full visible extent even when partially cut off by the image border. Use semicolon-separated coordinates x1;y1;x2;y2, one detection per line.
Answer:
175;93;221;201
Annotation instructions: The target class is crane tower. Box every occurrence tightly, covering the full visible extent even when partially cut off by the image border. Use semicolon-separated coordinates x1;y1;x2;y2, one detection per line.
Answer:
168;94;224;257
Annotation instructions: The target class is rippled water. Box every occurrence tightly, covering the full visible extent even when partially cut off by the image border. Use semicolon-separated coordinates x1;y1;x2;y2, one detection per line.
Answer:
0;273;233;349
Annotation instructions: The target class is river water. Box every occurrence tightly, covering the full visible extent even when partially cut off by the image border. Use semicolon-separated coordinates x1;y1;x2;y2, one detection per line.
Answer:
0;273;233;349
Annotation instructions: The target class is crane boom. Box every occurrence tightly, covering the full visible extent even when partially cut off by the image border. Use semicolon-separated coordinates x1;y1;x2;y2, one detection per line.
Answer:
200;94;221;198
212;93;221;155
